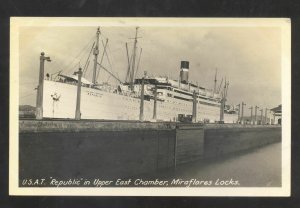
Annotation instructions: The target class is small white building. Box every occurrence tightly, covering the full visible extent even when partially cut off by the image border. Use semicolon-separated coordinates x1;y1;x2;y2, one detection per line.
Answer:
270;104;282;125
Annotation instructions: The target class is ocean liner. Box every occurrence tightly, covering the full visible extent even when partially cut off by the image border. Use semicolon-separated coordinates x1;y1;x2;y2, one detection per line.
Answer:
36;27;238;123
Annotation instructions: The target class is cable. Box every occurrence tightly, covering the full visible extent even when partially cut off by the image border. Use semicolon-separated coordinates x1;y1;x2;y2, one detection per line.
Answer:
83;41;95;76
64;35;95;75
96;39;108;81
107;43;120;80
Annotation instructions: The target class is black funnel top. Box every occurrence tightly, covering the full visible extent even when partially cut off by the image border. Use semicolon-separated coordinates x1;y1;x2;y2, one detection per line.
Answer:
181;61;189;69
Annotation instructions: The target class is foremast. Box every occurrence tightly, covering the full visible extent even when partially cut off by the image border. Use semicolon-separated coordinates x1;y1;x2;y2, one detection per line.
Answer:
92;27;100;85
129;27;139;90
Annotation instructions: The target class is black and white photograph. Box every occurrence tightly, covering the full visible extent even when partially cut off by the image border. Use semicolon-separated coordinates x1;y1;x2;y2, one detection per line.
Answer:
9;17;290;196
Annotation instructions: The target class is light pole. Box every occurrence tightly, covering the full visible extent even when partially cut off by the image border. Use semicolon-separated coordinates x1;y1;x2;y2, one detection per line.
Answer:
260;109;263;125
75;68;83;120
265;108;269;125
192;90;197;123
241;102;246;124
219;97;225;123
152;85;157;120
236;104;240;123
249;106;253;125
139;73;145;121
254;106;259;125
36;52;51;120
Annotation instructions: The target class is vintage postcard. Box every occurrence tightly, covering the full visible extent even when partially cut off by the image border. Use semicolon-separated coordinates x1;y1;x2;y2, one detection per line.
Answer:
10;17;291;196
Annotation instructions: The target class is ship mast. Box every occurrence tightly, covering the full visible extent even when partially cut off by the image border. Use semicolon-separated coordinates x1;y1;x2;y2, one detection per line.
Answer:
129;27;139;90
125;42;131;83
92;27;100;85
213;68;217;95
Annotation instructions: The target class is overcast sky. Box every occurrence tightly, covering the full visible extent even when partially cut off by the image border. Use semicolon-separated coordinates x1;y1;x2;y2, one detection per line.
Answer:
19;25;282;114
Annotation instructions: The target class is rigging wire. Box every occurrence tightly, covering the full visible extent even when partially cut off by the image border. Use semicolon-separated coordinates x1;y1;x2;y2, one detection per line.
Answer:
96;39;108;81
64;35;95;75
45;54;69;76
83;60;90;77
107;43;120;80
100;39;114;77
97;36;121;83
47;28;134;84
125;52;133;83
134;48;143;78
101;38;110;65
105;44;114;73
97;63;122;83
83;41;95;77
125;42;131;83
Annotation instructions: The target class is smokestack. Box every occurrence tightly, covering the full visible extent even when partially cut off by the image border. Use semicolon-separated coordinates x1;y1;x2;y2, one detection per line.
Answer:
180;61;189;84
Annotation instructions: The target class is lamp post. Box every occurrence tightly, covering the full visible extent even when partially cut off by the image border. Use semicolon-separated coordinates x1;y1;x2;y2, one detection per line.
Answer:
254;106;259;125
153;85;157;120
219;97;225;123
192;90;197;123
236;104;240;123
241;102;246;124
260;109;263;125
139;74;145;121
75;68;83;120
249;106;253;125
264;108;269;125
36;52;51;120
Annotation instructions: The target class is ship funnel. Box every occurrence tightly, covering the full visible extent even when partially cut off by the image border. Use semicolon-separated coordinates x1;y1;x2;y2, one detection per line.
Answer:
180;61;189;84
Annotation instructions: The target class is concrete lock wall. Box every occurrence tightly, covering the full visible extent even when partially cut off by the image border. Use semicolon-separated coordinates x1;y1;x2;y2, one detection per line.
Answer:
175;124;205;165
19;122;175;180
174;124;281;165
203;125;281;158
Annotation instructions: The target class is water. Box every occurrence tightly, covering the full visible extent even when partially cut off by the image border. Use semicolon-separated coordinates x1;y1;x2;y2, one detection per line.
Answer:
138;142;281;187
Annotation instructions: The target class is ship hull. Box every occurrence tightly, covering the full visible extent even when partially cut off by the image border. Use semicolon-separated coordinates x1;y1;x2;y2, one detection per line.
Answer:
43;80;237;123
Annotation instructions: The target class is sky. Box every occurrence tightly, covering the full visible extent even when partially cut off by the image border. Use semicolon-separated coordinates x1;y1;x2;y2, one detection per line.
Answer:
19;25;282;115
